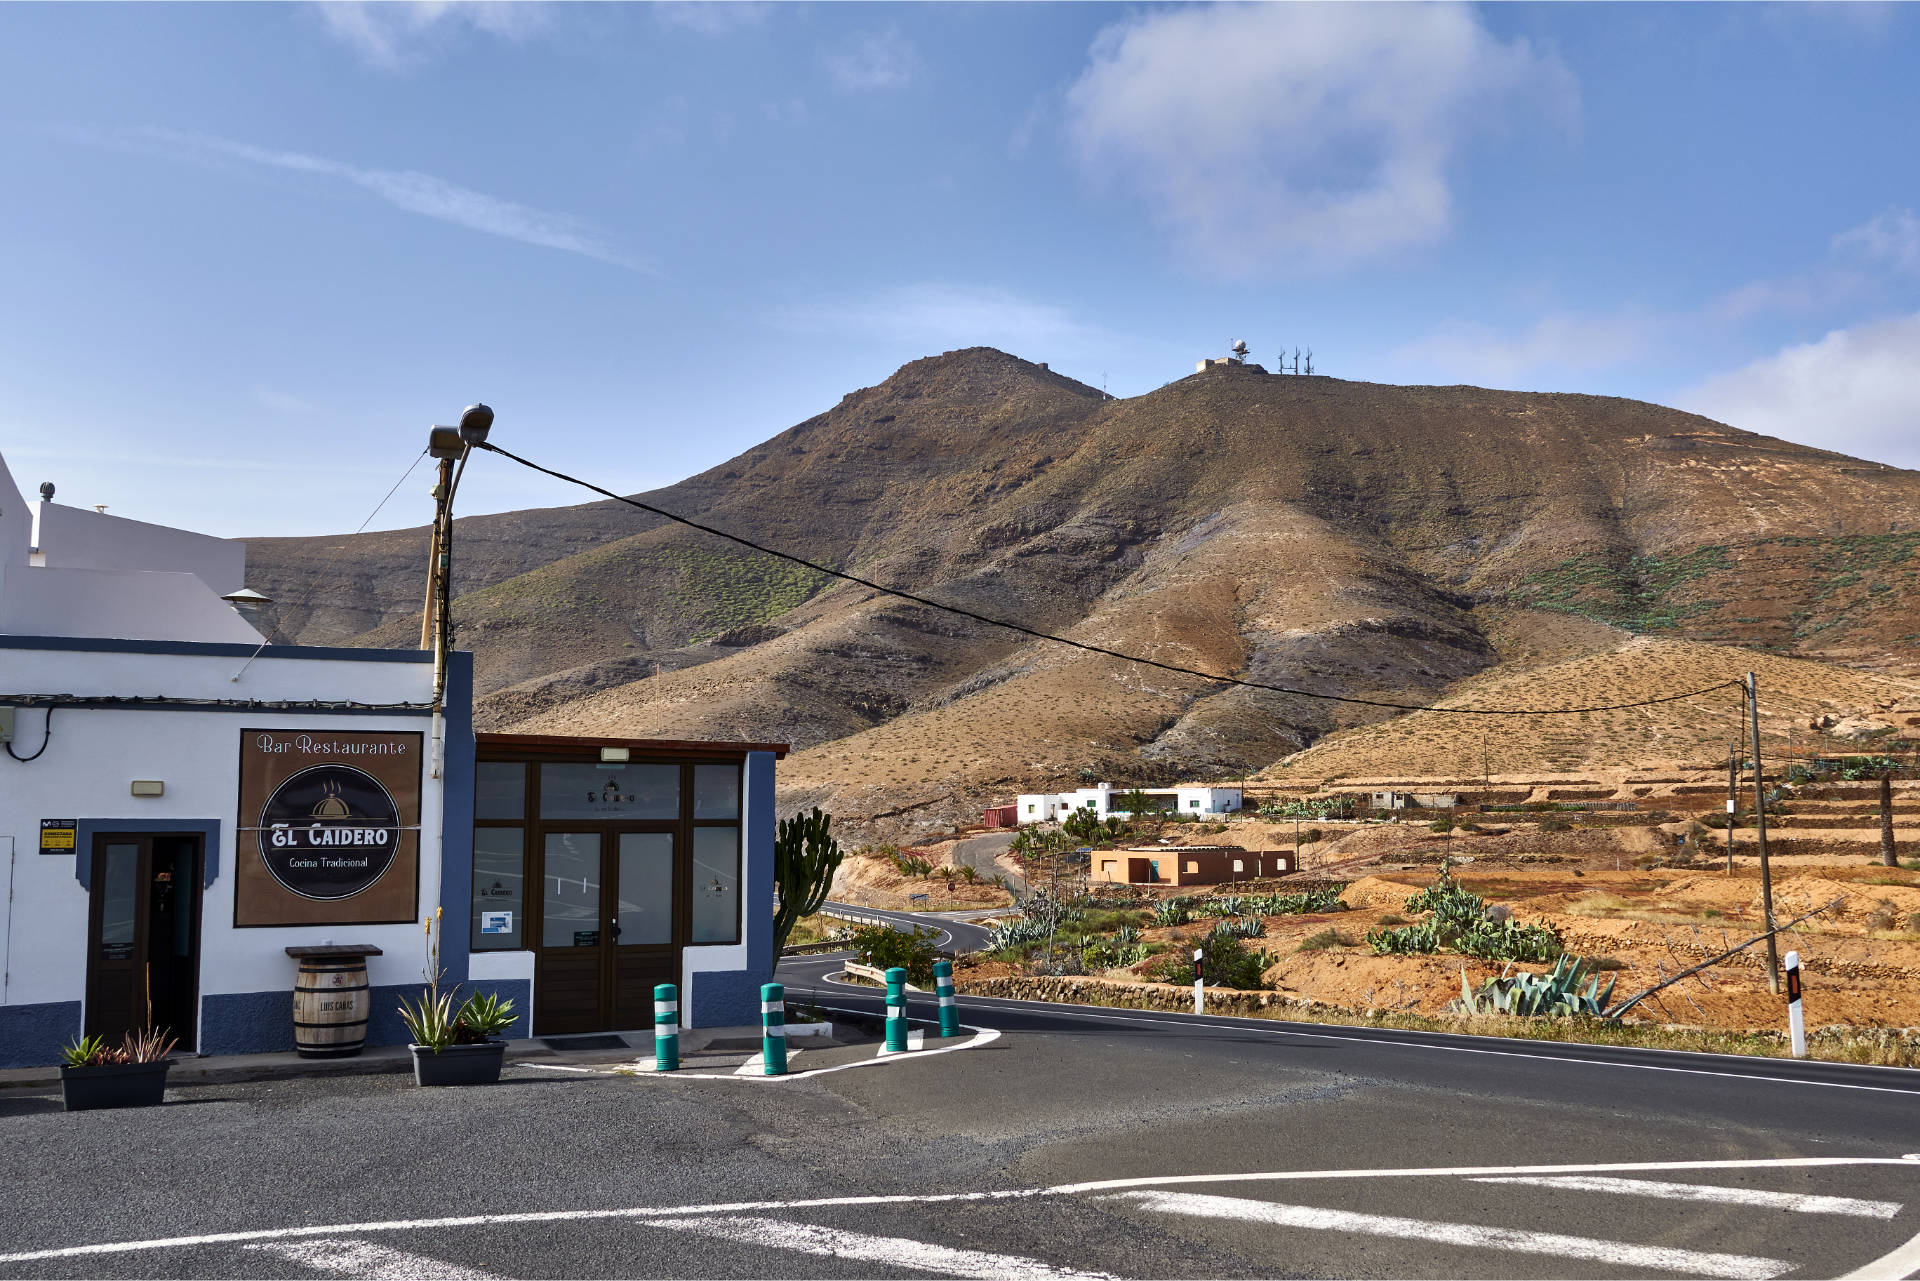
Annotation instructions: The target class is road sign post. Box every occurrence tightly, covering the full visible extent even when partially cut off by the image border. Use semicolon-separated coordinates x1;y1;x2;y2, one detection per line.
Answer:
1785;951;1806;1058
885;967;909;1052
653;983;679;1071
1193;947;1204;1015
761;981;788;1076
934;959;959;1037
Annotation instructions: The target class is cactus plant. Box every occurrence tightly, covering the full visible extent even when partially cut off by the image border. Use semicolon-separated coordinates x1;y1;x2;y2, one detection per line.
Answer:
772;807;844;962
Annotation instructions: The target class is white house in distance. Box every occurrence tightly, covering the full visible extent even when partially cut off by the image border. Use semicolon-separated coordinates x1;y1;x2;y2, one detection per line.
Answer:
1015;782;1244;825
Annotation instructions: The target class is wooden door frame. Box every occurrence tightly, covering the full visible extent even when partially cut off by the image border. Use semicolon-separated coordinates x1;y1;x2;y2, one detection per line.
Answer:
84;832;204;1047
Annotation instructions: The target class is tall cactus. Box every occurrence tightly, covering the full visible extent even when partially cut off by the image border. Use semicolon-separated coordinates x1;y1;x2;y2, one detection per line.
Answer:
772;807;844;963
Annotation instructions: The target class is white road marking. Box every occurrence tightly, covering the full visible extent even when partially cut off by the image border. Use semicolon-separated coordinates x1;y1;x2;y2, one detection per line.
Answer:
732;1049;800;1076
3;1156;1912;1265
957;994;1920;1095
242;1239;498;1279
1473;1175;1903;1218
516;1063;600;1074
1105;1190;1791;1279
651;1215;1115;1280
1842;1228;1920;1280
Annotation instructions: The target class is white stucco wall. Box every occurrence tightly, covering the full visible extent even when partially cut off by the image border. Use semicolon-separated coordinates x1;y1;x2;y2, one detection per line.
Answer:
0;646;441;1033
0;565;264;643
30;501;246;596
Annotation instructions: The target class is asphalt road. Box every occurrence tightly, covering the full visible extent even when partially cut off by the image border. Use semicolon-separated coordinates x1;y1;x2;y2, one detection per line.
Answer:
6;941;1919;1281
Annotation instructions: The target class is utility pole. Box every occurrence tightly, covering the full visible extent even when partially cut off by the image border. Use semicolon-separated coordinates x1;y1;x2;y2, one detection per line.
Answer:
1747;673;1780;993
1725;739;1736;875
1881;770;1898;868
419;457;454;650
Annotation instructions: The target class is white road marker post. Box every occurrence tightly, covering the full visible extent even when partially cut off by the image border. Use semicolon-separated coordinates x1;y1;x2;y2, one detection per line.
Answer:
1785;950;1806;1058
653;983;679;1071
1193;947;1204;1015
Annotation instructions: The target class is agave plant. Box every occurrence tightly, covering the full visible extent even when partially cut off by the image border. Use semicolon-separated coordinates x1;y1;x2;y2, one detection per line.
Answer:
1450;955;1616;1017
1112;924;1142;948
1152;898;1193;927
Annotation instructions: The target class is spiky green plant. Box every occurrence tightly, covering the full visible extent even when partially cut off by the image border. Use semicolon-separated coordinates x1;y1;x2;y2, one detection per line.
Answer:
773;808;844;960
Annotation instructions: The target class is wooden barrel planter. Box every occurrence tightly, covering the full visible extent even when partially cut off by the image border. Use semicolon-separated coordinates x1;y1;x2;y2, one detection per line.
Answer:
286;945;383;1058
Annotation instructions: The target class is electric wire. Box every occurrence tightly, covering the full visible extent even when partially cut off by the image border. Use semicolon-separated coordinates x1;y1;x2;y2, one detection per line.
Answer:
475;440;1746;717
2;707;50;762
230;447;430;682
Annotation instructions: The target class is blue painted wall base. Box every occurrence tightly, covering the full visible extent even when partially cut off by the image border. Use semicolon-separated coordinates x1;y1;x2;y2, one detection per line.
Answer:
690;970;760;1028
0;1001;82;1068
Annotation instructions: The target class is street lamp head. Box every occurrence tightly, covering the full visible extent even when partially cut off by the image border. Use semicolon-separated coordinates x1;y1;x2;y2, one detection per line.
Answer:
458;402;494;446
428;426;464;459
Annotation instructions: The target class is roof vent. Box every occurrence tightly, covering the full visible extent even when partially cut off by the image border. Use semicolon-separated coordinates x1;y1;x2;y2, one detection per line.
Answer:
38;482;53;502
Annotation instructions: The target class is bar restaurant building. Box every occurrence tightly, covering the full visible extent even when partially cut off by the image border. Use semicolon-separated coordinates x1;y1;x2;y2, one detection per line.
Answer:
0;452;781;1068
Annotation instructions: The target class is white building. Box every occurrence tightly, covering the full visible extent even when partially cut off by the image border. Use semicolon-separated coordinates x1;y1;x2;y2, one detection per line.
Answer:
1013;782;1244;825
0;451;779;1068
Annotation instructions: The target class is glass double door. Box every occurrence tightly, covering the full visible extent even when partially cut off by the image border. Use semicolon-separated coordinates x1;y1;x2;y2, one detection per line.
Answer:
534;828;679;1035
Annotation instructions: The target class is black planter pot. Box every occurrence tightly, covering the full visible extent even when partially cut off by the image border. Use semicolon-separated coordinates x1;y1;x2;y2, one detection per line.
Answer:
410;1041;507;1087
60;1060;172;1112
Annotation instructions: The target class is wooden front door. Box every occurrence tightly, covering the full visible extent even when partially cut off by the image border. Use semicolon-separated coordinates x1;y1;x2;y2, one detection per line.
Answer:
85;833;203;1050
532;829;680;1035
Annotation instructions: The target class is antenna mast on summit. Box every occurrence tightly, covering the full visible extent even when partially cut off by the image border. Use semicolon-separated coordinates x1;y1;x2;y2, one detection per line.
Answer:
1304;348;1314;376
1229;338;1249;365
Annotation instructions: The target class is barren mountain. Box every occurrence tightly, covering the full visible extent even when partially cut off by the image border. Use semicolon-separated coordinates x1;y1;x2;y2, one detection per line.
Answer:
244;348;1920;828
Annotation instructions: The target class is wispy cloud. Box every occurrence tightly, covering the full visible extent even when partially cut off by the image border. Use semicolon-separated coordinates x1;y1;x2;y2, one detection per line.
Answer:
141;129;648;270
1394;311;1654;386
1062;3;1576;277
825;28;918;93
316;1;549;71
769;284;1095;349
652;2;773;37
1834;208;1920;276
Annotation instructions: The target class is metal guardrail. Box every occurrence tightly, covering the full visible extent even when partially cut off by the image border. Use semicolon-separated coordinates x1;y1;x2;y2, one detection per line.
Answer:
843;960;924;992
818;902;902;930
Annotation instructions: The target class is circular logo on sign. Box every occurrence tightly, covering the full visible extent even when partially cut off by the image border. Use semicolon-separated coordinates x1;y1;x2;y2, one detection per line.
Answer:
258;764;402;900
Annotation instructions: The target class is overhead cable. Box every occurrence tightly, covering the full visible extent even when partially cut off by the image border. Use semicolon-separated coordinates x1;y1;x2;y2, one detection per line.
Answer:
476;440;1745;717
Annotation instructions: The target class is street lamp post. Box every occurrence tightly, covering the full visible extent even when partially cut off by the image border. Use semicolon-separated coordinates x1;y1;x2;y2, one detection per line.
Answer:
424;404;493;779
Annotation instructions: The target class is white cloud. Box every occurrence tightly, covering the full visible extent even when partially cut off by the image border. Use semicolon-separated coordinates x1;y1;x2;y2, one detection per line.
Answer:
825;28;918;93
770;285;1095;349
1834;208;1920;276
143;129;647;270
652;2;772;37
1676;312;1920;468
1062;3;1575;275
315;2;547;71
1395;311;1651;385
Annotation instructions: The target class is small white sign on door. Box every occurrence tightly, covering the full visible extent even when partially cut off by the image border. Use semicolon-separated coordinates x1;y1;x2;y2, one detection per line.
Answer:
480;911;513;935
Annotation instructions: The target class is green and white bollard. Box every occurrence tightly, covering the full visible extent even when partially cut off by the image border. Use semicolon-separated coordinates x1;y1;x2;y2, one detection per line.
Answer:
653;983;679;1071
885;966;909;1052
934;959;959;1038
761;981;788;1076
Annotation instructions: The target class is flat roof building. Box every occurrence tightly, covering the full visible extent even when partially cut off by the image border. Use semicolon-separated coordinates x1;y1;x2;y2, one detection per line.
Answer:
0;451;780;1066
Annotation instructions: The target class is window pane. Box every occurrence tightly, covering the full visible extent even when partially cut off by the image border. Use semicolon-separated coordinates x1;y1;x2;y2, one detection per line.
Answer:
542;833;601;948
538;763;678;820
100;844;138;957
616;833;674;946
693;764;739;820
472;827;524;950
690;826;739;944
476;763;525;820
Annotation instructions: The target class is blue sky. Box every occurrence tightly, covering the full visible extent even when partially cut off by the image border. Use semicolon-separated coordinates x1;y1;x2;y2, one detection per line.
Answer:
2;2;1917;537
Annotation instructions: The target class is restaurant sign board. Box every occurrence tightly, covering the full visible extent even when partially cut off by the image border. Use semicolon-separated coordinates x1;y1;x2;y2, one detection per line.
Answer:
236;729;423;926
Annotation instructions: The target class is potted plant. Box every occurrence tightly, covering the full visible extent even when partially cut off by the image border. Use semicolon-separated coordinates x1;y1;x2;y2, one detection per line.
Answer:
59;1026;177;1112
399;910;518;1087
